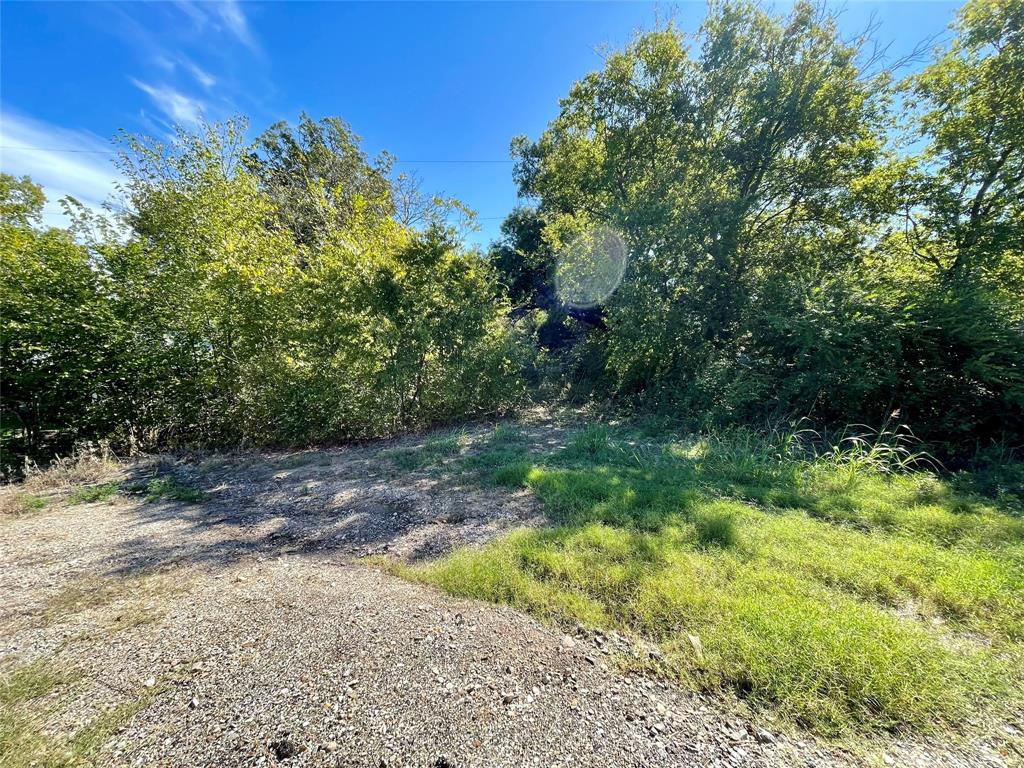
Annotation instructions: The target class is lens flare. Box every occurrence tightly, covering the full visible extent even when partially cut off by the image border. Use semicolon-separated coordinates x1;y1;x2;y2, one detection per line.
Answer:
554;224;628;308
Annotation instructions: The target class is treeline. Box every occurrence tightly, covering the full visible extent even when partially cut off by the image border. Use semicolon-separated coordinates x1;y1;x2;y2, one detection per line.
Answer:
492;0;1023;449
2;0;1022;473
1;119;525;470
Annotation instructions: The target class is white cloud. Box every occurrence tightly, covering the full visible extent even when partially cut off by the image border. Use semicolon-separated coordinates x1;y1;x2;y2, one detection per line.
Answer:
184;60;217;89
172;0;258;52
216;0;257;51
151;53;217;90
0;112;123;229
131;80;206;127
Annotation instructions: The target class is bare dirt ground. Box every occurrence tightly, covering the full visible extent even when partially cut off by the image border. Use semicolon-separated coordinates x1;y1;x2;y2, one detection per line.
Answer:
0;416;1012;767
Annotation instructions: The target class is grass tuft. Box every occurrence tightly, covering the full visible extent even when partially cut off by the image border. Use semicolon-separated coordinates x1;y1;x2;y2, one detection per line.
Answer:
383;432;464;471
67;483;120;505
142;477;204;503
693;509;738;549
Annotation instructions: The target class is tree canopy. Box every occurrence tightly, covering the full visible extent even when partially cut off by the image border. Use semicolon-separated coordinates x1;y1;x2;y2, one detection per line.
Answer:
493;0;1022;445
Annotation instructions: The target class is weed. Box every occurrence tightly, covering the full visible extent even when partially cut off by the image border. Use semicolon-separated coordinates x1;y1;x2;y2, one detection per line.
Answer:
67;483;120;505
143;477;204;503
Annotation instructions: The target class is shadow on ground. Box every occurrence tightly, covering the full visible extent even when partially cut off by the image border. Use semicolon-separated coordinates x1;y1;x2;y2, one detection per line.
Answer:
100;421;558;579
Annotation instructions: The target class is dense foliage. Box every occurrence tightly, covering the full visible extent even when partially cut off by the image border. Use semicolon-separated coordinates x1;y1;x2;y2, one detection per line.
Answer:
497;0;1023;448
1;118;524;470
2;0;1021;472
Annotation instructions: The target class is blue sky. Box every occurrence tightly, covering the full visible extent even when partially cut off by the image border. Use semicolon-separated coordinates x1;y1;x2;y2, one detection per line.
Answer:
1;0;959;247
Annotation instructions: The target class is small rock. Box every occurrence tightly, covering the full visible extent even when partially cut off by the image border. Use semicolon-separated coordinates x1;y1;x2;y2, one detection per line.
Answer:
324;742;338;752
143;677;156;688
270;738;298;760
755;729;775;744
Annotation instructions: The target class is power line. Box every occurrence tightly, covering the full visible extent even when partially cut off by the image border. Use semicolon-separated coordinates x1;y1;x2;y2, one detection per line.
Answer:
394;159;513;164
39;206;509;219
0;145;514;163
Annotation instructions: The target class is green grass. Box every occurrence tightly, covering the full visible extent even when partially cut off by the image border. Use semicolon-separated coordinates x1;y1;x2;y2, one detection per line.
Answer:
142;477;205;503
66;483;120;505
0;658;154;768
23;495;46;512
0;661;71;709
383;432;465;471
0;659;76;767
459;423;535;486
1;493;46;516
399;422;1024;736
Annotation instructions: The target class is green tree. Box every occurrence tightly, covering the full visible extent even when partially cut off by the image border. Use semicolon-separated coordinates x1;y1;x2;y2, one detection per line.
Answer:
899;0;1023;290
514;1;889;417
875;0;1024;440
247;113;395;249
114;120;302;444
0;176;117;463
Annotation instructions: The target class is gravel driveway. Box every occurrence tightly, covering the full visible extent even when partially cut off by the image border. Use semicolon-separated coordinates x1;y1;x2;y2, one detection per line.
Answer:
0;426;1008;767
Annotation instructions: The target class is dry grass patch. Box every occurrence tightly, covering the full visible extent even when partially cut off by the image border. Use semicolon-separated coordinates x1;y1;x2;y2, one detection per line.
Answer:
0;492;46;517
20;443;121;493
42;572;184;632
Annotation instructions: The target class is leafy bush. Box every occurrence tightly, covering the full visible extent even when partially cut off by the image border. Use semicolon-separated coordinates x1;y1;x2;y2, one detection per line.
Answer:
1;119;526;464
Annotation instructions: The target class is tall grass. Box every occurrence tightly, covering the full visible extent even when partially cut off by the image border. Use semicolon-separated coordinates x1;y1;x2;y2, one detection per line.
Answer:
400;421;1024;736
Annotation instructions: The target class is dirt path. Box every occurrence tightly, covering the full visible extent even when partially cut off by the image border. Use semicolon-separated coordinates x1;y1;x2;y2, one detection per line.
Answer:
0;424;1005;767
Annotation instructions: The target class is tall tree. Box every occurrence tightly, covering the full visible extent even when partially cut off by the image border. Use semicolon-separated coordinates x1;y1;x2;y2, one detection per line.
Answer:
514;0;888;408
901;0;1023;294
247;113;395;248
